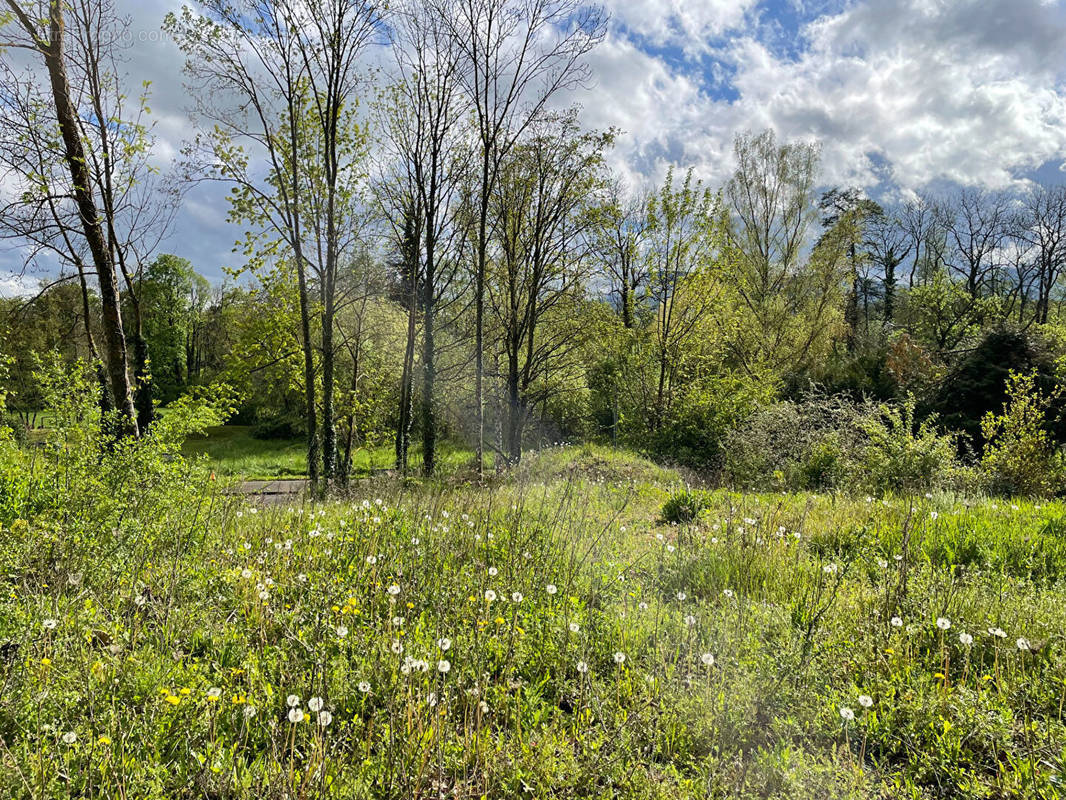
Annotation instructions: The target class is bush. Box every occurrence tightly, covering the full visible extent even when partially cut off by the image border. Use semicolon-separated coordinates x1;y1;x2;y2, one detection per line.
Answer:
661;488;711;523
724;394;963;496
980;371;1063;497
852;397;964;495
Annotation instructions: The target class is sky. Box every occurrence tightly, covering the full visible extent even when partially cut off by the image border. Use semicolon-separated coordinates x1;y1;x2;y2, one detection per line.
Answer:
3;0;1066;290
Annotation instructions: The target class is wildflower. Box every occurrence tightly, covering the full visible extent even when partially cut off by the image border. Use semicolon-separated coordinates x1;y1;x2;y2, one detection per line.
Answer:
206;687;222;702
613;652;626;665
546;583;558;595
165;695;180;705
478;700;489;713
437;659;451;674
1017;638;1031;651
676;591;686;601
684;615;696;627
366;555;377;565
392;616;404;627
701;653;715;667
358;681;371;694
62;731;77;744
988;627;1007;639
576;660;589;673
258;590;269;601
484;589;497;602
876;558;888;569
488;567;498;576
437;637;451;651
858;694;873;708
722;589;734;599
286;694;301;708
387;584;401;596
959;633;973;646
391;640;403;654
511;592;523;603
42;618;58;630
97;735;111;745
317;710;332;727
308;697;324;712
244;705;257;719
823;563;838;575
930;511;939;521
936;617;951;631
890;617;903;628
638;601;649;611
336;625;349;638
288;708;305;723
839;706;855;721
569;622;580;633
134;595;147;607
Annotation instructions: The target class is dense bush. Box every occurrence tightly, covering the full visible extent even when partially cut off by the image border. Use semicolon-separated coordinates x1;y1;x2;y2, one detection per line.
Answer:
723;394;963;495
661;488;711;523
980;371;1064;497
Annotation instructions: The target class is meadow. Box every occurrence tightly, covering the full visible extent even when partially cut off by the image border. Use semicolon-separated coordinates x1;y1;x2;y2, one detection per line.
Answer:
0;442;1064;799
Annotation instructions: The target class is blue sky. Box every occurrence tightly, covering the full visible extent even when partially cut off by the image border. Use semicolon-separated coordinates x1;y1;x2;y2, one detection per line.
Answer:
3;0;1066;291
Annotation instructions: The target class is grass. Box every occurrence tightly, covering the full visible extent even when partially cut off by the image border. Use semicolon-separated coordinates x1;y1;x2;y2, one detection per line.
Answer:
181;425;481;480
1;442;1065;798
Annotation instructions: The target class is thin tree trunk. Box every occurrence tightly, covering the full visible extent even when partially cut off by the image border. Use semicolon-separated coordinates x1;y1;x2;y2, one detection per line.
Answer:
422;227;437;477
41;2;136;433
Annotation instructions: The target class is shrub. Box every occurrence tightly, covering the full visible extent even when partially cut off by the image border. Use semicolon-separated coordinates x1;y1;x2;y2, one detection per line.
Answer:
852;396;963;495
724;394;963;496
980;371;1063;497
661;488;711;523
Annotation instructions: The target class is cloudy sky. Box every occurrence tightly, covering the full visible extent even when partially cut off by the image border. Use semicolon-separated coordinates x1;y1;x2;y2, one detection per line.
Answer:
3;0;1066;288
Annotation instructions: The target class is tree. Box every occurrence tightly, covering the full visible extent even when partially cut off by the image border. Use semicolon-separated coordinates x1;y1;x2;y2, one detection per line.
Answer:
139;255;209;401
1;0;143;432
168;0;381;489
441;0;607;474
643;167;722;428
488;112;611;462
593;180;649;330
723;130;840;378
379;0;471;475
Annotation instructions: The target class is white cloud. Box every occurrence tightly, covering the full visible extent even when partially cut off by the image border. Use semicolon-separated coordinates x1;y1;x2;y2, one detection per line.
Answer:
603;0;760;53
583;0;1066;195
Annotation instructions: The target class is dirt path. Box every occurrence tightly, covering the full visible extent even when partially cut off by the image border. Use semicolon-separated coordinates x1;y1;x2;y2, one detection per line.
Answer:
234;479;310;503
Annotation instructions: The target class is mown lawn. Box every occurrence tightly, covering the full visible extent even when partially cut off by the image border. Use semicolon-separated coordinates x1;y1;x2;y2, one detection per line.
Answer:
1;445;1064;798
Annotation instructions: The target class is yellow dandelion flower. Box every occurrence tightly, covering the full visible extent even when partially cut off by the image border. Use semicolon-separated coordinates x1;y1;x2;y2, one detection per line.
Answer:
97;736;111;745
40;658;51;666
165;695;180;705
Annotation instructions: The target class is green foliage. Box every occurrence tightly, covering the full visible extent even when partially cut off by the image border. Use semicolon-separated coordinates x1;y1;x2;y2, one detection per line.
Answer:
724;395;962;495
853;397;963;495
661;488;711;523
980;371;1064;497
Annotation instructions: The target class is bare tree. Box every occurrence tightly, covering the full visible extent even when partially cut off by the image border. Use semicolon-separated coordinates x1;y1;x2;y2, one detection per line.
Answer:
1;0;139;432
1017;185;1066;324
865;209;913;326
380;0;471;475
593;180;649;329
488;112;610;462
441;0;607;474
938;188;1012;298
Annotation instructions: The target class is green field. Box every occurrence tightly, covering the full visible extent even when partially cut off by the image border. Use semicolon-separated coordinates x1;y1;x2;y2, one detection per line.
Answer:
2;445;1064;798
180;425;485;480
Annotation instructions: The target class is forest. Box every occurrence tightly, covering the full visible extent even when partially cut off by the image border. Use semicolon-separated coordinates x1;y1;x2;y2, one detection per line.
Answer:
0;1;1065;798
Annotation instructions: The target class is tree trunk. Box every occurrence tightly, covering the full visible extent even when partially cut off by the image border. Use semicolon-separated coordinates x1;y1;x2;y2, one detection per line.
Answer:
422;230;437;477
43;3;136;434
